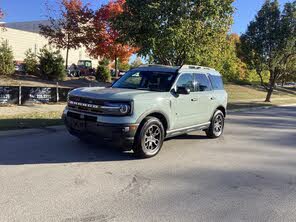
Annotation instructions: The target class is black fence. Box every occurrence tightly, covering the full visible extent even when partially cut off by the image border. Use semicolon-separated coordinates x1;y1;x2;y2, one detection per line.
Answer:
0;85;72;105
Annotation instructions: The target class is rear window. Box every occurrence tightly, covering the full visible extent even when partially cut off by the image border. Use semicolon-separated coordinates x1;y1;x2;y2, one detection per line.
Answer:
209;75;224;90
194;74;212;91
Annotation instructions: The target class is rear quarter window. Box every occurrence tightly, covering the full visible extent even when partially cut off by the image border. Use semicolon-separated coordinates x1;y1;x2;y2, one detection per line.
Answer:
209;75;224;90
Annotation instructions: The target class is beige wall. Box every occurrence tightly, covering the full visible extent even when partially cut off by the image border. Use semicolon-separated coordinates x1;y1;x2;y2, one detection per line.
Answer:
0;28;99;67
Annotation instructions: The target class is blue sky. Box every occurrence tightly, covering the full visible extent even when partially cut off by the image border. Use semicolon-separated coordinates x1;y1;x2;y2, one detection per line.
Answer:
1;0;292;34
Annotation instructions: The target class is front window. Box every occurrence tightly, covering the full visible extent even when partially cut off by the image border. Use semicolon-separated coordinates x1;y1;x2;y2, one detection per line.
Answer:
175;74;195;92
112;70;177;92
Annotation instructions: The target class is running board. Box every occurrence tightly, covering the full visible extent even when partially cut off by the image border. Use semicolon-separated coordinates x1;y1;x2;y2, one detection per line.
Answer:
166;122;211;138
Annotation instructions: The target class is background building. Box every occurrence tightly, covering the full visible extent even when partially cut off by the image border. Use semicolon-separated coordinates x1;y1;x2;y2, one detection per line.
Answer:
0;20;99;68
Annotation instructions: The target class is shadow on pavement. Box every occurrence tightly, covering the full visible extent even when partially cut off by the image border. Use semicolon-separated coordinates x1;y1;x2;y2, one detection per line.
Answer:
0;132;138;165
0;106;295;165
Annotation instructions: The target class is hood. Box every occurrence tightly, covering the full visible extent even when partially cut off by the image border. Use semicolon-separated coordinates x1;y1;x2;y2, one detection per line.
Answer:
69;87;154;101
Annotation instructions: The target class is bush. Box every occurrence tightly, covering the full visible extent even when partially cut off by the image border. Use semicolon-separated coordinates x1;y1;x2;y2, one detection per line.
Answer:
96;65;111;82
0;41;14;75
38;47;66;81
24;49;38;75
99;58;110;66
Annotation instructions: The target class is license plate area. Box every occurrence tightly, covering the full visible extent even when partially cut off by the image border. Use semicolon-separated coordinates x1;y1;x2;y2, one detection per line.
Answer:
70;119;86;131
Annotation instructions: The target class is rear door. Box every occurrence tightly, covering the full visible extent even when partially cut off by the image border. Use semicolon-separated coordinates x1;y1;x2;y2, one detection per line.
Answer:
193;73;215;123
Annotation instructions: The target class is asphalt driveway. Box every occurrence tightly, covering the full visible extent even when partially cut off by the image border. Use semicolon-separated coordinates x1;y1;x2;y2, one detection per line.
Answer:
0;106;296;222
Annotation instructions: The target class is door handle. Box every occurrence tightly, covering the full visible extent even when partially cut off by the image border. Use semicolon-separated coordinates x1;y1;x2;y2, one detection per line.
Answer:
191;98;198;102
210;97;216;100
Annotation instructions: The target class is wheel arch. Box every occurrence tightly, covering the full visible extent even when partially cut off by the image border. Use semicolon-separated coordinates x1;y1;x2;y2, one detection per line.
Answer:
136;111;170;134
216;106;226;118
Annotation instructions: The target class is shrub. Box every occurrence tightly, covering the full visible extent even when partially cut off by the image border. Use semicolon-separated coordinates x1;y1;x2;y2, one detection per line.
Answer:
119;62;130;71
38;47;66;81
96;65;111;82
24;49;38;75
99;58;110;66
0;41;14;75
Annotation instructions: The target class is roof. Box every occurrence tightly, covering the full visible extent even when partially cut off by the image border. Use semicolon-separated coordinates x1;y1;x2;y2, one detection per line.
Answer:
135;64;180;73
3;20;50;33
136;64;220;75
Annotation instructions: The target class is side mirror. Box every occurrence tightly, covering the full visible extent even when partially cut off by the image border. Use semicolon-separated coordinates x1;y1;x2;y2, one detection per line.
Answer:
176;86;191;95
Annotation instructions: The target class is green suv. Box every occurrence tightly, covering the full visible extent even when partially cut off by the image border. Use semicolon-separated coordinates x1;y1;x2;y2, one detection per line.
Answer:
63;65;227;158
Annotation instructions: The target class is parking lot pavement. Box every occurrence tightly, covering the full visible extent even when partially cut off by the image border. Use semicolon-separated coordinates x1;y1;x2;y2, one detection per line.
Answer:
0;105;296;222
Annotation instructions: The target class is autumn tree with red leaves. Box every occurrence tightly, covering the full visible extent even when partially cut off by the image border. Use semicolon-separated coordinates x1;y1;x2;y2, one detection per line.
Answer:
86;0;137;76
39;0;93;68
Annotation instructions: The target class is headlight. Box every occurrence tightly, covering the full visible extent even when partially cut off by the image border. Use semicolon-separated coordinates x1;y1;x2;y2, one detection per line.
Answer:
101;102;132;116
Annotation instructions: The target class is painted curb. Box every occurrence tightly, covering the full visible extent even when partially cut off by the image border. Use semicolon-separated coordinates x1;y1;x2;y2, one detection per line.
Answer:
228;103;296;114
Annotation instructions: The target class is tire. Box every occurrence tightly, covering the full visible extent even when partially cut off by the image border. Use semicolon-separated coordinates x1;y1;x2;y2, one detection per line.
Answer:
206;110;225;139
133;117;165;158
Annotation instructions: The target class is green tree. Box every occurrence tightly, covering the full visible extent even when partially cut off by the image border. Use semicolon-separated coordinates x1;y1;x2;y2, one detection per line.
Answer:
24;49;38;75
99;58;110;66
118;60;130;71
214;34;248;82
130;57;143;69
113;0;234;66
38;47;66;81
0;41;14;75
96;65;111;83
241;0;296;102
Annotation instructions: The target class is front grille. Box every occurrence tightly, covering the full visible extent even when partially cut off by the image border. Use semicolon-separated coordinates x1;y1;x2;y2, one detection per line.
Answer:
68;96;106;115
67;111;97;122
69;96;105;105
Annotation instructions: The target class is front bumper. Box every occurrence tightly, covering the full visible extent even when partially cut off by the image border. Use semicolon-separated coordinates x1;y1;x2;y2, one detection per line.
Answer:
63;109;139;149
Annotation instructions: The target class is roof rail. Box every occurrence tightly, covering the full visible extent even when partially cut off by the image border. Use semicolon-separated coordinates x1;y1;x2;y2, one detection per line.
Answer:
179;65;216;71
139;64;179;69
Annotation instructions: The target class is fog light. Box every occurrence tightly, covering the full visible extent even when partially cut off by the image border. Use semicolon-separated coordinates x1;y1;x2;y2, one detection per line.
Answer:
123;127;130;132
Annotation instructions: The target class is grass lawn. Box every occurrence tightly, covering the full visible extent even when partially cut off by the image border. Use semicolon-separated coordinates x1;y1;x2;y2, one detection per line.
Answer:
225;84;296;102
0;112;63;131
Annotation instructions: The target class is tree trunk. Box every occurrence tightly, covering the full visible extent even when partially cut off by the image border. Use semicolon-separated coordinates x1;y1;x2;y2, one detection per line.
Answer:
65;47;69;69
115;56;118;78
265;72;276;102
265;87;274;102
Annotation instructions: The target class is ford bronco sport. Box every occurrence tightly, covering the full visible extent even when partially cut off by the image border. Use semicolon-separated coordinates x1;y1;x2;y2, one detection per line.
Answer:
63;65;228;158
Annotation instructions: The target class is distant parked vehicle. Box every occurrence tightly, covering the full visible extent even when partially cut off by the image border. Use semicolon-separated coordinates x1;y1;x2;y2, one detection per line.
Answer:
77;60;95;76
14;61;25;74
67;63;80;77
118;70;126;77
285;82;296;88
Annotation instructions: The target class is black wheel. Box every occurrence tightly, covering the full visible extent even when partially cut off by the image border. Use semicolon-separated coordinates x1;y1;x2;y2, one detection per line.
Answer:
206;110;225;138
133;117;165;158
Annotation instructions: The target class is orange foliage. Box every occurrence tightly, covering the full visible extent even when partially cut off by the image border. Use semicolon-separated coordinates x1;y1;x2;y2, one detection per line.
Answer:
88;0;137;63
62;0;83;12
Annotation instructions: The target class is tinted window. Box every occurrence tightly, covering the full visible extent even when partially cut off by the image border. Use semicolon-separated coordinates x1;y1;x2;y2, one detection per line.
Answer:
176;74;195;92
112;70;177;92
209;75;224;90
194;74;212;91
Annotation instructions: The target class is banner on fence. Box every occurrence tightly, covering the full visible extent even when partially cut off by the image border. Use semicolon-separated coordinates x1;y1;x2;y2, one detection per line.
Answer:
0;86;72;105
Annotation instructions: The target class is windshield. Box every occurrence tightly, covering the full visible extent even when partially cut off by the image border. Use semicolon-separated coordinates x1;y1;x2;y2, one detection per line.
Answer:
112;70;177;92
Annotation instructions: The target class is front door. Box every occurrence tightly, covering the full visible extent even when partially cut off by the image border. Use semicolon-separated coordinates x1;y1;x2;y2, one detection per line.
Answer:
171;73;200;129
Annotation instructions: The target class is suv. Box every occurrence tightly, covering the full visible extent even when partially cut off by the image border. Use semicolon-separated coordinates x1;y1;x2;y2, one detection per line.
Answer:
63;65;227;158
